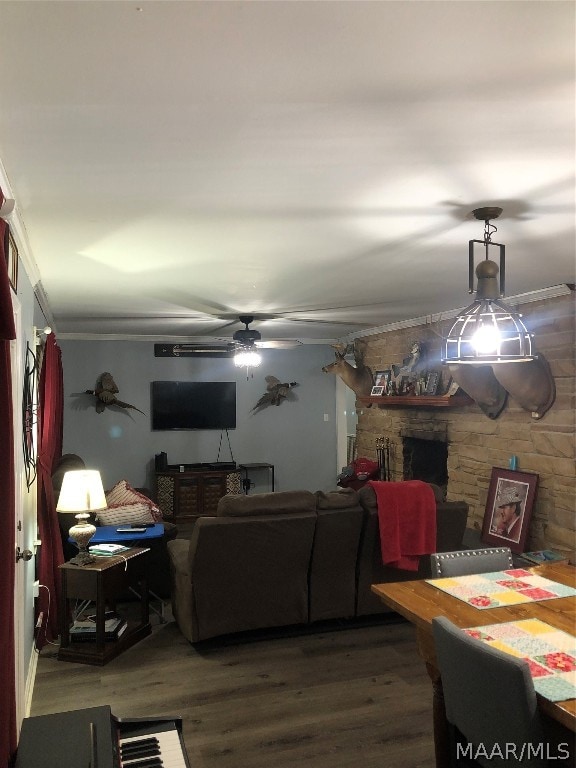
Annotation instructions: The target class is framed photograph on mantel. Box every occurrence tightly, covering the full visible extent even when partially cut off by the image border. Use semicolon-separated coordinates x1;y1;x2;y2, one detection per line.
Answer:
373;370;391;391
424;371;440;396
481;467;539;554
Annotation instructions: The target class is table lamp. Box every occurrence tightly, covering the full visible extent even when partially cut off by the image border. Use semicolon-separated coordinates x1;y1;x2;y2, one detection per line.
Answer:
56;469;107;565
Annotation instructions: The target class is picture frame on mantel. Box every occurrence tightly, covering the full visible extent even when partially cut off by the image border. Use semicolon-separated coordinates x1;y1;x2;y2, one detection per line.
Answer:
373;369;391;391
481;467;539;554
424;371;440;395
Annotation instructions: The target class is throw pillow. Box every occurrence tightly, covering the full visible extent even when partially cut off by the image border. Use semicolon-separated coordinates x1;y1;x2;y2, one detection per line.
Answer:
97;502;155;526
106;479;163;522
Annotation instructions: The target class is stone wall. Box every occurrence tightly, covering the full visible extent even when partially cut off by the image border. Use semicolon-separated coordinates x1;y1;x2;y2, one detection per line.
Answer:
354;290;575;557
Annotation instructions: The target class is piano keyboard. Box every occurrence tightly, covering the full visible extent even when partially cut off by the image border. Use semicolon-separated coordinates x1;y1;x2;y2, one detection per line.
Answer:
120;730;189;768
16;706;191;768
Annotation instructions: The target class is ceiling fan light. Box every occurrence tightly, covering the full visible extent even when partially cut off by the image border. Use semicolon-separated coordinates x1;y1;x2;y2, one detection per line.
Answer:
234;349;262;368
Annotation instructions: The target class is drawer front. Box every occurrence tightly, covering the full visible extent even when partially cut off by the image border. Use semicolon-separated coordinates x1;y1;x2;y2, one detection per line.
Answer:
178;477;201;516
202;476;225;515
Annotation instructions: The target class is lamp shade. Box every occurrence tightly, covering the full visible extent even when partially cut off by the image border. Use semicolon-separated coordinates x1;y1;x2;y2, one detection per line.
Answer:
56;470;107;513
442;297;535;364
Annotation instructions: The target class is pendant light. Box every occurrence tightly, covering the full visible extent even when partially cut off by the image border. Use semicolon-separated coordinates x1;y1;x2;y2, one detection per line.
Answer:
442;207;536;365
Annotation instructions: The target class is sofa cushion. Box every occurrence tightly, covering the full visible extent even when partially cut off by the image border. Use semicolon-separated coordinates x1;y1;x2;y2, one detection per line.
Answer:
315;488;360;509
216;490;316;517
177;510;317;641
106;479;163;522
97;502;155;526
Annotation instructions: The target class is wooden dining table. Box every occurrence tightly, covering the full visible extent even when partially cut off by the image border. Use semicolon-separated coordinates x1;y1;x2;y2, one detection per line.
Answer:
371;561;576;767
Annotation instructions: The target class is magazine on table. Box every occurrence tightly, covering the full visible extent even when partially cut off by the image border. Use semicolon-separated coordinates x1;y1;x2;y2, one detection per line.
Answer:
70;611;128;640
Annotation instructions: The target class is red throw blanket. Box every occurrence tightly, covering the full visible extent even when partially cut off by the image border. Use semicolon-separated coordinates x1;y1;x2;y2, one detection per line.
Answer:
369;480;437;571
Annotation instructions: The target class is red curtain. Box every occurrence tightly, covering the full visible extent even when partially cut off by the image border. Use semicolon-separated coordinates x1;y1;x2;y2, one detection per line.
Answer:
0;209;17;765
36;334;64;648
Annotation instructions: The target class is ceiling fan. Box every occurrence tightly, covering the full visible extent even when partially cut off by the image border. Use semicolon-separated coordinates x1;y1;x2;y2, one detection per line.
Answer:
153;315;303;358
231;315;303;350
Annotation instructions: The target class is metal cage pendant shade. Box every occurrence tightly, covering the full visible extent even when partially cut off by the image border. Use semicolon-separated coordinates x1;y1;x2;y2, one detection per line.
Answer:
442;208;536;365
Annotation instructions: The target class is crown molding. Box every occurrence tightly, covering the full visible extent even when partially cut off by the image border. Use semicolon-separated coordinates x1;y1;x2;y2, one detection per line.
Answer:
345;284;574;341
55;332;336;344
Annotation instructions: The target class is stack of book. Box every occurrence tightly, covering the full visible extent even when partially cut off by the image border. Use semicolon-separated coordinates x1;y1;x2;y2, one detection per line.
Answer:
521;549;569;565
88;543;130;557
69;611;128;642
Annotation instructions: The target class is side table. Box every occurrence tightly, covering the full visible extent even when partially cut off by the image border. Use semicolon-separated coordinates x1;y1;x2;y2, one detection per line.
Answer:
238;462;275;494
58;547;151;665
83;524;167;621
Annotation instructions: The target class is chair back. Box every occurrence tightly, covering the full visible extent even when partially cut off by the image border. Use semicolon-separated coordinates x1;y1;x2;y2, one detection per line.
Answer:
432;616;545;767
430;546;513;577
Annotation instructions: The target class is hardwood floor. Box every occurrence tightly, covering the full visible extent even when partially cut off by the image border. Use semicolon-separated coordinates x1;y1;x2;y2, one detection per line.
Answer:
30;612;435;767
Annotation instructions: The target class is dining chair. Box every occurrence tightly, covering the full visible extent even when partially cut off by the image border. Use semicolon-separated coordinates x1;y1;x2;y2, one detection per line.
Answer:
432;616;567;767
430;546;513;577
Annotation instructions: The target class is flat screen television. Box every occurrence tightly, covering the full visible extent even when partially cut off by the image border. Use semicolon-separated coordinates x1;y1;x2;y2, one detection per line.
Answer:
151;381;236;430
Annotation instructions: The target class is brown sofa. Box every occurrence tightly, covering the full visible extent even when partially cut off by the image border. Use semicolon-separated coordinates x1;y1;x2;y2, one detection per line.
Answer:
168;484;469;643
355;484;469;616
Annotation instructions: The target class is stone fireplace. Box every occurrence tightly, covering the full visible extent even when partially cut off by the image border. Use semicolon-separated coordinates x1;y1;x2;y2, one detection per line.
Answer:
401;425;448;492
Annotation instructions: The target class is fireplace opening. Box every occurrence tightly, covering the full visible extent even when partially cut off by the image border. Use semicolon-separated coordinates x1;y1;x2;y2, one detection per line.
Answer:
403;437;448;491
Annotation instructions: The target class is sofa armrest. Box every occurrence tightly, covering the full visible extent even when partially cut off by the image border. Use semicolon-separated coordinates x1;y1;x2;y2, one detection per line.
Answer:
167;538;190;576
167;539;195;642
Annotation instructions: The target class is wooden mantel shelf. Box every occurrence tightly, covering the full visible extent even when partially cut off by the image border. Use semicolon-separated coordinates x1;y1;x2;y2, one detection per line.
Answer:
357;393;474;408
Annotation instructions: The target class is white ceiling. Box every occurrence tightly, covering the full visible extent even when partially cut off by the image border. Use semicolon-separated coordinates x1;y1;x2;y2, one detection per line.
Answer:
0;1;574;344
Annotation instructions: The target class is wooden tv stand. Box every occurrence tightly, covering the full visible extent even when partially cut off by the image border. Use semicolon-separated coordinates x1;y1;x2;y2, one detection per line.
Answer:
155;467;241;521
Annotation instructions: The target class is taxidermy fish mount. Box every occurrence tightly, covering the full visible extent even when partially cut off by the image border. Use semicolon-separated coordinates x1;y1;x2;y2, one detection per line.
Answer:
252;376;299;411
85;372;145;415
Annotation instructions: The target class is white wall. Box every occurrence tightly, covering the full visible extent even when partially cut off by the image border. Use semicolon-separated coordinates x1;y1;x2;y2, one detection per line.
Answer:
59;340;340;495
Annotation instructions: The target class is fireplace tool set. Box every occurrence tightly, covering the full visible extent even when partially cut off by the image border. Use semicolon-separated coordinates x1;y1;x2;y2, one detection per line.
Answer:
376;437;391;481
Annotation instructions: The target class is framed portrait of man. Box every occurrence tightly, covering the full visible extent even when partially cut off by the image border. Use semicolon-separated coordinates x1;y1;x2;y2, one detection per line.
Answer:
373;370;391;392
481;467;539;553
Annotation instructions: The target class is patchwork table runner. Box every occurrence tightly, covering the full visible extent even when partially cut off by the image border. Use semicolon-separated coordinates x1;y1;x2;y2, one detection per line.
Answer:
463;619;576;702
426;568;576;609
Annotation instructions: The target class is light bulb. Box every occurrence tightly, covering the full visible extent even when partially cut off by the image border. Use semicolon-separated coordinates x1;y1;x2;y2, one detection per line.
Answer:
234;350;262;368
472;325;500;354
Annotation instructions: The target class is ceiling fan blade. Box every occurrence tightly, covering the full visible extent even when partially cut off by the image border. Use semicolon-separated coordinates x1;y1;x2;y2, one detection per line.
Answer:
267;316;369;326
255;339;303;349
210;319;242;333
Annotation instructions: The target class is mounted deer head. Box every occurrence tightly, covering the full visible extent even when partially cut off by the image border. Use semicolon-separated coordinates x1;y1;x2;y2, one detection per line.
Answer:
322;340;373;397
449;353;555;420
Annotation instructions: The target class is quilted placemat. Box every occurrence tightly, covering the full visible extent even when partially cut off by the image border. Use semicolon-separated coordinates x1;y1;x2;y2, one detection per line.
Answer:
463;619;576;702
426;568;576;609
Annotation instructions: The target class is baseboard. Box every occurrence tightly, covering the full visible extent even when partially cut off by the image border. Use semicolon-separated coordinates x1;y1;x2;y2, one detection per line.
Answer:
24;645;39;717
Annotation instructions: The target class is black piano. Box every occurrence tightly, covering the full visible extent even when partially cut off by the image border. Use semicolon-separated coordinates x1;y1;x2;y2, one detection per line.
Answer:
15;705;191;768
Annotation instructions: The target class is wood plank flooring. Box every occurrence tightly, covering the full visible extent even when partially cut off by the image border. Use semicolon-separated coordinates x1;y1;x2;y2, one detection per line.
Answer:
30;613;435;767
